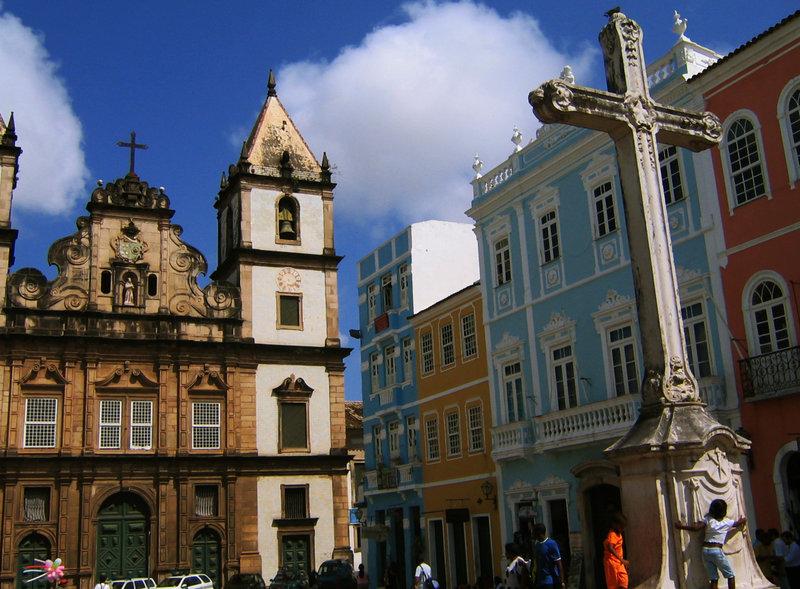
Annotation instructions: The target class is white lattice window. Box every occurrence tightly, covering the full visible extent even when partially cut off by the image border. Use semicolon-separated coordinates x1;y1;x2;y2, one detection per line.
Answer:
540;210;560;264
381;274;393;311
749;280;792;354
406;415;417;459
608;325;638;396
385;346;396;385
24;398;57;448
399;263;409;308
388;420;400;457
23;488;50;522
130;400;153;450
425;416;440;462
421;332;434;375
494;237;511;285
682;303;713;378
553;345;578;410
441;324;455;367
593;181;617;237
192;402;221;449
367;284;378;322
99;400;122;449
467;405;484;452
445;411;460;457
461;313;477;359
373;424;383;464
503;362;525;422
659;145;684;205
402;338;413;382
194;485;218;517
726;118;766;206
370;351;381;392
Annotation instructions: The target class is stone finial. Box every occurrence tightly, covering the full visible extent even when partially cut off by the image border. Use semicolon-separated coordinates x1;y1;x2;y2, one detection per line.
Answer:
219;172;228;190
267;69;277;97
672;10;689;40
1;111;17;146
511;127;523;152
321;151;332;182
472;154;484;179
96;179;103;187
239;140;248;162
559;65;575;84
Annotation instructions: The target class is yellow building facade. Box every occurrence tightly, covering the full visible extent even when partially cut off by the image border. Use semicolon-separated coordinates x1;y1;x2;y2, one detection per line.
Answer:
410;283;501;588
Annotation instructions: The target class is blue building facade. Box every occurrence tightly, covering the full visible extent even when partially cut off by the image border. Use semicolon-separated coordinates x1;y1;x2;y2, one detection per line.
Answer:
358;221;478;588
467;36;739;586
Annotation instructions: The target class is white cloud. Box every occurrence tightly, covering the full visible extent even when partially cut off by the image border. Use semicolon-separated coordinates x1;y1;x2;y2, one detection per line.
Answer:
276;1;594;226
0;9;88;214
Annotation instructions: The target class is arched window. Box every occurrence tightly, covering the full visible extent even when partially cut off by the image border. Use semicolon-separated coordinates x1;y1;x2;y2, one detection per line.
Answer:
725;117;766;206
276;196;299;242
749;279;791;355
779;81;800;185
147;273;158;297
787;89;800;169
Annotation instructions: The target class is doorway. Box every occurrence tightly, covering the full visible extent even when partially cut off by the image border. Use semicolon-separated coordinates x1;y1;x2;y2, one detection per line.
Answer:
472;516;494;585
586;484;622;589
429;520;447;589
281;534;311;576
546;499;571;571
391;508;406;589
96;492;150;581
192;529;221;588
17;534;51;589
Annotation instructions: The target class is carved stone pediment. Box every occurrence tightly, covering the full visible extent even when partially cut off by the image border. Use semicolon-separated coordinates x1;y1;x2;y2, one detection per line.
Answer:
91;175;170;210
95;361;158;389
272;374;314;397
187;365;230;392
20;359;69;387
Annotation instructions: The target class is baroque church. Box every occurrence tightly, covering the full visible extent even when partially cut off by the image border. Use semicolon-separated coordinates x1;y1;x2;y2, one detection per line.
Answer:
0;72;351;588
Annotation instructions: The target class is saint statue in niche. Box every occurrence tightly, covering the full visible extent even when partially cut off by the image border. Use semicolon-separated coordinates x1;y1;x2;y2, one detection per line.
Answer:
122;276;136;306
277;197;297;240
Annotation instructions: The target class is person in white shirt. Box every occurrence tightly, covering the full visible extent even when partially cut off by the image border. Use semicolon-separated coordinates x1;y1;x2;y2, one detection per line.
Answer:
414;561;437;589
505;542;533;588
93;575;110;589
675;499;746;589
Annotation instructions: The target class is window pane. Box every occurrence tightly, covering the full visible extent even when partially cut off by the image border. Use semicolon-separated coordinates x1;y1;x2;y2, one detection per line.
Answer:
24;488;49;521
280;403;307;450
130;400;152;450
462;314;477;358
284;487;307;519
99;400;122;449
192;402;221;449
468;405;484;452
195;485;218;517
441;324;455;366
279;295;301;327
24;398;57;448
446;411;460;456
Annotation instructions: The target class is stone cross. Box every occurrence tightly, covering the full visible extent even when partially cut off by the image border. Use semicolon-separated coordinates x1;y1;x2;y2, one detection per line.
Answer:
116;131;148;177
529;10;721;409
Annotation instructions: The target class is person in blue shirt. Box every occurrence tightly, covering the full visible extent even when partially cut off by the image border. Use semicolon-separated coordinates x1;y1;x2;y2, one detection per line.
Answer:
532;523;566;588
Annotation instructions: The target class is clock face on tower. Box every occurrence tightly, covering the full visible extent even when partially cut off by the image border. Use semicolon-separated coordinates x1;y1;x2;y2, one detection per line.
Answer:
276;267;301;291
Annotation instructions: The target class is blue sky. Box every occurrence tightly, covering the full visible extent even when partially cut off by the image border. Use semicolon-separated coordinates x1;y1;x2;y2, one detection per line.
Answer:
0;1;795;400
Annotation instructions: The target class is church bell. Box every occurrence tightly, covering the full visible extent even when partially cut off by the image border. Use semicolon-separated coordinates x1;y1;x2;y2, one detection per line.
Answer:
280;220;296;239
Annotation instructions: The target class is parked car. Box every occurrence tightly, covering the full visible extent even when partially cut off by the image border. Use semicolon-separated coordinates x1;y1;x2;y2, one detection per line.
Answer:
314;561;356;589
156;574;214;589
268;568;308;589
111;579;157;589
227;574;266;589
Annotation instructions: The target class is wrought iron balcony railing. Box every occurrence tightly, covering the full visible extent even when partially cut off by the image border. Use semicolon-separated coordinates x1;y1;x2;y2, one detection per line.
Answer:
740;345;800;400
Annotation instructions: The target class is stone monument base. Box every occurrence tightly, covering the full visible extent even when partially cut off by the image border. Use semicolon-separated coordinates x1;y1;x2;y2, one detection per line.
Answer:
608;404;775;589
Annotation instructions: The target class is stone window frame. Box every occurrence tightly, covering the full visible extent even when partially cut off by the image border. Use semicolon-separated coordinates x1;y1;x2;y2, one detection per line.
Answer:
272;375;313;454
777;75;800;187
275;292;303;330
98;399;123;450
719;109;771;213
493;236;512;286
492;332;528;421
605;323;640;397
465;400;485;454
538;209;561;265
191;400;223;451
96;397;156;452
281;484;310;520
741;271;796;357
423;411;441;464
444;405;462;459
592;292;640;401
579;154;619;240
658;144;687;206
22;396;59;450
591;181;618;238
192;483;220;518
501;361;526;423
275;194;301;245
21;486;52;523
539;312;579;411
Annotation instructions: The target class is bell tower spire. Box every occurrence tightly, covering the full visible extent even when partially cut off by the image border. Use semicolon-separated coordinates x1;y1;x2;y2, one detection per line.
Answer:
0;112;21;327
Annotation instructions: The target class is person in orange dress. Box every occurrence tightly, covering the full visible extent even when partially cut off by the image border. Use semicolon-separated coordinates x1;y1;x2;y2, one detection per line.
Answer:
604;513;630;589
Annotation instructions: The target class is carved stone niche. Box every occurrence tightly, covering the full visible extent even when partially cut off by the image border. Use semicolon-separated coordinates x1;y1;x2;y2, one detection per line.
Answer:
112;263;149;311
272;374;313;398
186;365;230;395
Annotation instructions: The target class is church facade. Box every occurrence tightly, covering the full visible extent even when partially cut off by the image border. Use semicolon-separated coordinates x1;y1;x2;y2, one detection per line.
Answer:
0;71;351;589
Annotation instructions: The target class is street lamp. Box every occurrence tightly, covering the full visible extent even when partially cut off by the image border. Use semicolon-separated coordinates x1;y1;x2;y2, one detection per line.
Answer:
480;479;497;508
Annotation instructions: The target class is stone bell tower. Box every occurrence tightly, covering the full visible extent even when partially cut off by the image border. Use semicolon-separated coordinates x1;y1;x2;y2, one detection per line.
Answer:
213;71;353;573
0;114;20;327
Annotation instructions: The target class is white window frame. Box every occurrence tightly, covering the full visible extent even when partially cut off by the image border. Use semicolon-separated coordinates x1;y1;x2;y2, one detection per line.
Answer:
373;424;383;464
682;300;715;379
441;323;455;368
606;324;639;397
23;397;58;449
467;403;484;453
424;414;440;463
539;210;560;264
99;399;122;449
777;76;800;186
370;351;381;392
461;313;477;360
743;273;796;356
402;338;413;382
494;237;512;286
445;409;461;458
720;111;770;211
592;181;617;237
381;273;393;312
552;344;579;411
388;420;400;458
420;332;434;376
130;400;153;450
406;415;418;459
192;401;221;450
659;144;685;205
502;362;525;423
367;284;378;322
385;345;397;386
399;263;409;308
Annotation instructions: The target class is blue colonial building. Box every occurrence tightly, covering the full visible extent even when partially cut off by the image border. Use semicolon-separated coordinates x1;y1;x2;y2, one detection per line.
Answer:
467;27;741;588
358;221;478;588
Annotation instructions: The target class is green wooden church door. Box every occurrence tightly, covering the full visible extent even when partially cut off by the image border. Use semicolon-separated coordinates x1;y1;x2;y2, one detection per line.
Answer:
191;529;220;587
96;493;149;581
17;534;50;589
281;535;310;575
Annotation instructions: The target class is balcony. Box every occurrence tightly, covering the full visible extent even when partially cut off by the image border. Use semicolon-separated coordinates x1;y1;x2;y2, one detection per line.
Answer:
397;463;415;486
698;376;726;411
371;385;395;407
491;421;535;462
533;395;641;452
740;346;800;400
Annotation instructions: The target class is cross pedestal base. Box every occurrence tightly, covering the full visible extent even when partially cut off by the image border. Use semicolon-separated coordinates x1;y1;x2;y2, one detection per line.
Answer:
608;404;774;588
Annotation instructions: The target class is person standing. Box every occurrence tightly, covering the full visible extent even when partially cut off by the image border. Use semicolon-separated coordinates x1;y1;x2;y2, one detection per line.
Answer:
93;575;110;589
504;543;532;588
414;559;437;589
532;524;565;588
782;532;800;589
356;563;369;589
773;529;790;589
603;513;630;589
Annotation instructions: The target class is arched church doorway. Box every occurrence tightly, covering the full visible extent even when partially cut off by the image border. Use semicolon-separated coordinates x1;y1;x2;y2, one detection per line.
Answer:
586;484;622;589
785;452;800;532
96;492;150;581
17;533;51;589
192;529;221;589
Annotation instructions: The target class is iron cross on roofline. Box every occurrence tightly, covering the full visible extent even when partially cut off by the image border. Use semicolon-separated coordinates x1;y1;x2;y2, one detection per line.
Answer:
116;131;148;177
529;10;722;410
